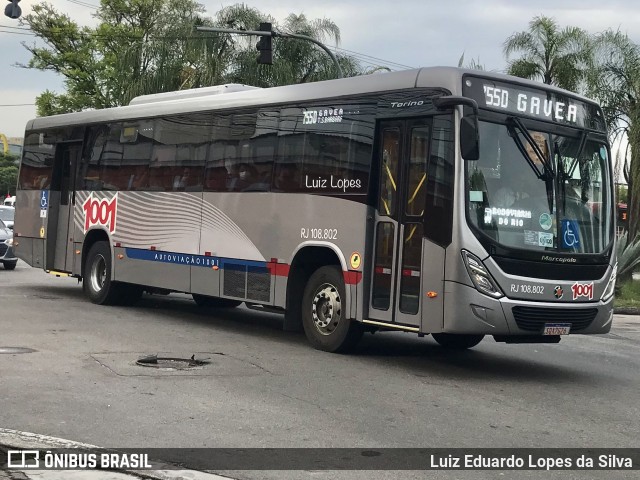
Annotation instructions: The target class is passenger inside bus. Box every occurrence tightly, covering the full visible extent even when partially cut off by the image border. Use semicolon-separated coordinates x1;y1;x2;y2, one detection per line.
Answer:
226;163;271;192
273;163;299;191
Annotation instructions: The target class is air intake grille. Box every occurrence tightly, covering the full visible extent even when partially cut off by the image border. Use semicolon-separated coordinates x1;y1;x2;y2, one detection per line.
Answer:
247;266;270;302
0;244;7;256
223;263;246;299
512;306;598;332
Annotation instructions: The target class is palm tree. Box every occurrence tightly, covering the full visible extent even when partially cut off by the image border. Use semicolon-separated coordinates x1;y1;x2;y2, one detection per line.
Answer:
503;16;592;92
457;52;485;71
588;30;640;242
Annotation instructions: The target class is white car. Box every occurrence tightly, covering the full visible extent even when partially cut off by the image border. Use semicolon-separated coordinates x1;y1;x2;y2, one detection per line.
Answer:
3;195;16;207
0;205;14;229
0;218;17;270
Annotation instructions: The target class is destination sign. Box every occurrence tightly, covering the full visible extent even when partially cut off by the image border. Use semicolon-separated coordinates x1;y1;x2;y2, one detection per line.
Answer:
462;75;606;132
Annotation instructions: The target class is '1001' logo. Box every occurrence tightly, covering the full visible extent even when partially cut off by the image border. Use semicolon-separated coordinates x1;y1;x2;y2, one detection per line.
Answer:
571;282;594;300
82;193;117;233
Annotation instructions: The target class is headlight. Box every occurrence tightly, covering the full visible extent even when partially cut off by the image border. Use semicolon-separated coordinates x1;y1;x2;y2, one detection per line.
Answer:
461;250;504;298
600;263;617;302
3;238;13;247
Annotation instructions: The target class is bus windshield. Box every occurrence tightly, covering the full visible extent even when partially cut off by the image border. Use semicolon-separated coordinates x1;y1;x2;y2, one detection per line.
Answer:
466;120;613;255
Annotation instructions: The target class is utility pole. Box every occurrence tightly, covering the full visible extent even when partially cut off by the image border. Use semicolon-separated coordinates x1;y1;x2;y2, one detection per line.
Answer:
196;24;343;79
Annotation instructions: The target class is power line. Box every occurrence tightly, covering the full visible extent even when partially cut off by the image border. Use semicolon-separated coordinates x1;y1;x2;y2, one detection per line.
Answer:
329;45;416;70
66;0;99;8
0;29;35;36
276;27;413;72
0;24;31;31
1;23;414;72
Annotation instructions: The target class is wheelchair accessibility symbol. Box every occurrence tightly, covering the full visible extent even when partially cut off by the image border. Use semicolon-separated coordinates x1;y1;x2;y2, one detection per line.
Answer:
561;220;580;249
40;190;49;218
40;190;49;209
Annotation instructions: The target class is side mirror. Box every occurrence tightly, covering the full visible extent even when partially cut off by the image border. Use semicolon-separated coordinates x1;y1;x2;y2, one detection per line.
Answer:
460;116;479;161
433;95;480;161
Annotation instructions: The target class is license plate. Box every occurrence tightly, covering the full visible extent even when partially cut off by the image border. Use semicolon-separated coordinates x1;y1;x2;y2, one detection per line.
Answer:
543;323;571;335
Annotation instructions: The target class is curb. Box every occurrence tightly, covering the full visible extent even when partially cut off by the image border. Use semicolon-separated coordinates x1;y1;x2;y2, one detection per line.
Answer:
614;307;640;316
0;429;229;480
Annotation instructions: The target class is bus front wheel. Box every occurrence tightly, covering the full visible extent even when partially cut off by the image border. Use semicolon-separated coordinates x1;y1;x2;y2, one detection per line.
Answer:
301;266;363;353
432;333;484;350
83;241;122;305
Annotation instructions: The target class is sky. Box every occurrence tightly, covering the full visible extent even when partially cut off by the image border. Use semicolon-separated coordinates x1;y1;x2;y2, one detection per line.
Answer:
2;0;640;140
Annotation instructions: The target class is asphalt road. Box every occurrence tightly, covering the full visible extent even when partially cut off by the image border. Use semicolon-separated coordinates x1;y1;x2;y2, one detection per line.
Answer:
1;261;639;479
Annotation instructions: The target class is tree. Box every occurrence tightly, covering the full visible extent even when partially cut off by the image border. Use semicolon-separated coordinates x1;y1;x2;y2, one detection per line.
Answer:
588;30;640;241
22;0;228;112
457;52;485;71
20;1;362;115
0;153;19;196
503;16;592;92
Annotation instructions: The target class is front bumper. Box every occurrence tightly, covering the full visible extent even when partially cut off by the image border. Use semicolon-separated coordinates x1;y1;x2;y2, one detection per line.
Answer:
441;281;613;336
0;243;17;262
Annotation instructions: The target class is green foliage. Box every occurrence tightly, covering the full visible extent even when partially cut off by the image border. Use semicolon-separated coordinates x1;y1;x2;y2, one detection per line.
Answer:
587;30;640;240
614;278;640;309
457;52;485;71
503;16;592;92
21;1;363;115
0;153;19;196
616;184;628;204
616;232;640;282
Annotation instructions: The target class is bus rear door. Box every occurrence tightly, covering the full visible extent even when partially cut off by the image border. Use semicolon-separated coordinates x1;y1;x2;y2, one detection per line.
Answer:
47;141;81;272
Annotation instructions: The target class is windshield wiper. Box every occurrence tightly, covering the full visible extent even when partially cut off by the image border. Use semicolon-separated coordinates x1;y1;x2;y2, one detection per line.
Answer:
505;117;554;181
555;141;567;213
506;116;555;213
556;131;589;213
565;130;588;179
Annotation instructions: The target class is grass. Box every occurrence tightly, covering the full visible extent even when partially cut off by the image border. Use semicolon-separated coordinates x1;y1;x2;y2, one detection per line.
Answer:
614;278;640;309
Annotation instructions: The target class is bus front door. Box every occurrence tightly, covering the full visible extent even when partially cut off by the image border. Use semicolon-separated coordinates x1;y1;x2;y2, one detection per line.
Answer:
47;142;81;273
368;119;439;330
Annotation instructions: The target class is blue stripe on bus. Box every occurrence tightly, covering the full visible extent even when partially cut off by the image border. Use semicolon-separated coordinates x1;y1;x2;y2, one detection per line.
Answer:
123;248;267;270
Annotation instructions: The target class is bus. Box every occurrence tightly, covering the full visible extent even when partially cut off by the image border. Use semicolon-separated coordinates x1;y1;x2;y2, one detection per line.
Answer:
13;67;617;352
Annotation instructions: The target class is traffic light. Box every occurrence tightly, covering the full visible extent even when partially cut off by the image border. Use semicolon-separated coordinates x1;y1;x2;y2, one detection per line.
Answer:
4;0;21;19
256;22;272;65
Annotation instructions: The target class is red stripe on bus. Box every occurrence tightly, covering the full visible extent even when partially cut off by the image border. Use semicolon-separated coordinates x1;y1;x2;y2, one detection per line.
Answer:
267;262;290;277
343;271;363;285
204;251;211;256
150;246;156;251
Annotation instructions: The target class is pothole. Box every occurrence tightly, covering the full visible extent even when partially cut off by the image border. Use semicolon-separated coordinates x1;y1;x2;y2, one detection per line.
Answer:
0;347;36;354
136;354;210;370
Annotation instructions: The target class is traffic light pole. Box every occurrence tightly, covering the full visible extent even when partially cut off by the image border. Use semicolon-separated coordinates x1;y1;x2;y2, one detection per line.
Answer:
196;26;344;79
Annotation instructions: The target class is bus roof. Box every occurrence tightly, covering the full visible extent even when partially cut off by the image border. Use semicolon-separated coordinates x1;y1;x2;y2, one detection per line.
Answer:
26;67;602;132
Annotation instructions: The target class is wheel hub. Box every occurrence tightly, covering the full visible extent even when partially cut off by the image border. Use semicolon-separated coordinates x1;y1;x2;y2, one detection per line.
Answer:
90;254;107;293
311;283;341;335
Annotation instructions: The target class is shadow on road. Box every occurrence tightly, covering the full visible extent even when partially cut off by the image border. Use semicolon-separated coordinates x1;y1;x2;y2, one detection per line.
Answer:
13;282;616;386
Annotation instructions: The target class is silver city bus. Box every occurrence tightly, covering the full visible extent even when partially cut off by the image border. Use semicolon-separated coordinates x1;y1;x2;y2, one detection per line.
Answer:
13;67;616;352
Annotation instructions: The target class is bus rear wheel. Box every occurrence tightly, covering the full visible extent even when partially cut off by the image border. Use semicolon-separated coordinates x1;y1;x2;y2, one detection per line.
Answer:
432;333;484;350
83;241;124;305
192;294;242;308
302;266;363;353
